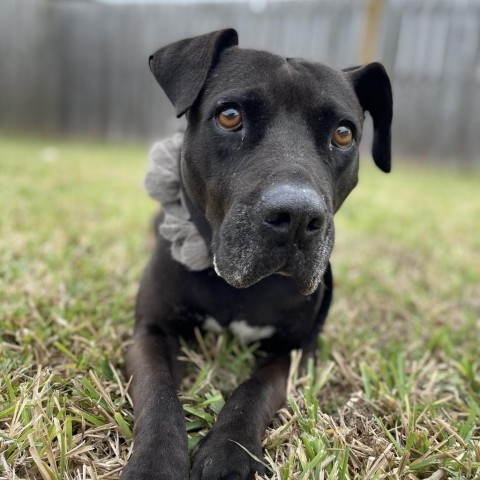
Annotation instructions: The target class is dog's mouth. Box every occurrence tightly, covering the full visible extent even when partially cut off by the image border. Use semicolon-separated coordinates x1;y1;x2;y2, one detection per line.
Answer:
213;225;334;295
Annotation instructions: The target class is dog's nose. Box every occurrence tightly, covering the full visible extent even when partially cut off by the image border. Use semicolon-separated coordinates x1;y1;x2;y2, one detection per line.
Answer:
260;184;326;242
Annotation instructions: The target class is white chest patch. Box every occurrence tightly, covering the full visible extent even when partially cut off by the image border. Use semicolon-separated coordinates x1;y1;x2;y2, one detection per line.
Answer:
202;315;275;343
202;317;276;344
203;316;223;333
229;320;276;344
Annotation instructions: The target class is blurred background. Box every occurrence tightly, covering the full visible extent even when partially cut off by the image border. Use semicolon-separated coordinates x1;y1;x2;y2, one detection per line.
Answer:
1;0;480;167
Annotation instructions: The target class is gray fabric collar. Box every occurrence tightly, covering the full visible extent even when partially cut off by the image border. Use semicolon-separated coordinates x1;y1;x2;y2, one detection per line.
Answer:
144;133;212;271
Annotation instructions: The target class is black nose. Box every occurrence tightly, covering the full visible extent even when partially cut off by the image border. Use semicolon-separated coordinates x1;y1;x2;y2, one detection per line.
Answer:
260;184;326;243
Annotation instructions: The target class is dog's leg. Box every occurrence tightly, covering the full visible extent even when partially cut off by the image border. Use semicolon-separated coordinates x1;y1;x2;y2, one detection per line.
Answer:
121;328;189;480
191;354;290;480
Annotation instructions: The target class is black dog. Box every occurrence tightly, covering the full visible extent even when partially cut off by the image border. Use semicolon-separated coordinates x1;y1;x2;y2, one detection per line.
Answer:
122;29;392;479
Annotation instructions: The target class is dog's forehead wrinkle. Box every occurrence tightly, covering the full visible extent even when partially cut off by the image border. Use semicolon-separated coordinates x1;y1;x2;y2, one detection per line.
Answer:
281;57;303;81
212;51;316;102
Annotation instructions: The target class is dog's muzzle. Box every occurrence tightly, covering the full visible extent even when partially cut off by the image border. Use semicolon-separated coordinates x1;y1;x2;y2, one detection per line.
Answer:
213;184;334;295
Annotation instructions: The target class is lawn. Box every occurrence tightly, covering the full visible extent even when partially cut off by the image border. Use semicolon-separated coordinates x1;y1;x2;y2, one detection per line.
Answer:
0;135;479;479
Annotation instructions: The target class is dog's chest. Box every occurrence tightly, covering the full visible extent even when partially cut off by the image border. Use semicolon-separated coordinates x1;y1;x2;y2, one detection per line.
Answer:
169;269;325;350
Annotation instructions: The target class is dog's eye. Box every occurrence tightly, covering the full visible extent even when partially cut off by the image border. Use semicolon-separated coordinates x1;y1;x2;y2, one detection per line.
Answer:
216;107;243;131
332;125;353;149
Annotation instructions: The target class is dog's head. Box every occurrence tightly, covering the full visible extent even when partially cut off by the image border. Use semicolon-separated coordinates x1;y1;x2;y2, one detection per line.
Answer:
150;29;393;295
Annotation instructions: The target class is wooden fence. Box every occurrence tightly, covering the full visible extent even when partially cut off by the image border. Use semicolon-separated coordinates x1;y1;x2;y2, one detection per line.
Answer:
0;0;479;165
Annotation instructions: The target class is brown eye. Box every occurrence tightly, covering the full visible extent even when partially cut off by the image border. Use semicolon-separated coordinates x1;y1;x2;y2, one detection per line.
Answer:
216;107;242;131
332;125;353;148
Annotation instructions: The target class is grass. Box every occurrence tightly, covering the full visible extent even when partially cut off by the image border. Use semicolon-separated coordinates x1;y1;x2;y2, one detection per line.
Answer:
0;134;479;479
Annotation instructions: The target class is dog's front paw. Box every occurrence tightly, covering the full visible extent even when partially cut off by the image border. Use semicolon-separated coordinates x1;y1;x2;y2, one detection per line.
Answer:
190;432;264;480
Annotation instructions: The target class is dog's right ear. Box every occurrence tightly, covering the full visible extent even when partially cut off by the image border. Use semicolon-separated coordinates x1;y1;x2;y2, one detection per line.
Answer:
149;29;238;118
344;63;393;173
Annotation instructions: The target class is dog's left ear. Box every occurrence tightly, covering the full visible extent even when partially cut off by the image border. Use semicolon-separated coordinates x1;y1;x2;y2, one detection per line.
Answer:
149;29;239;117
344;63;393;173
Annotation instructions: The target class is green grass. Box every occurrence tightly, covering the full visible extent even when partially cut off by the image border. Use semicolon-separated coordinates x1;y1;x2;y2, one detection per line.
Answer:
0;134;479;479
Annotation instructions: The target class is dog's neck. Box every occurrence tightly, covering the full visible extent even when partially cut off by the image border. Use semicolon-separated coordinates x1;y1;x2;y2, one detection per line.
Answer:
180;175;213;248
145;133;213;271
